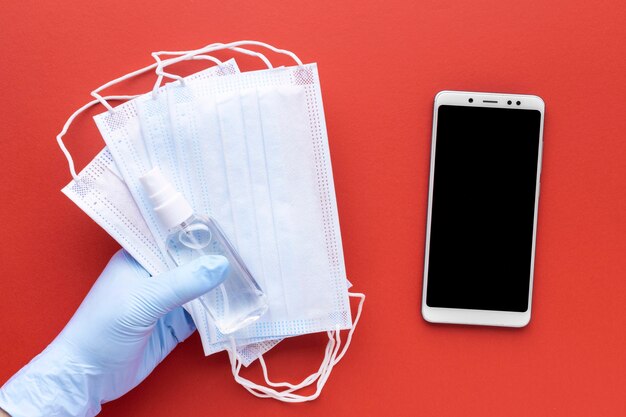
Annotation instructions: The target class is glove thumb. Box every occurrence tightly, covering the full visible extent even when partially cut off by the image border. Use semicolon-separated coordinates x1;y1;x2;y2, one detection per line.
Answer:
149;255;229;315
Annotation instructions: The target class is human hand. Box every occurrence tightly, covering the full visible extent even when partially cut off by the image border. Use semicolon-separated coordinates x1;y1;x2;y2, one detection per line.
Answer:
0;249;228;417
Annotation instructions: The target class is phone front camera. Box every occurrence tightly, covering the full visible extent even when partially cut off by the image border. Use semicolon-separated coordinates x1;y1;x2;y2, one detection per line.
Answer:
507;100;512;105
468;98;473;103
516;101;521;105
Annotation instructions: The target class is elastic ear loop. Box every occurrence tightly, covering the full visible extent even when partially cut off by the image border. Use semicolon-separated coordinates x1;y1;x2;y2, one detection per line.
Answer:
226;292;365;402
57;53;223;179
226;331;340;402
62;41;302;177
255;294;366;391
150;44;274;96
230;305;355;401
156;40;303;69
89;51;224;112
150;50;223;98
257;293;365;398
152;40;303;95
57;95;138;179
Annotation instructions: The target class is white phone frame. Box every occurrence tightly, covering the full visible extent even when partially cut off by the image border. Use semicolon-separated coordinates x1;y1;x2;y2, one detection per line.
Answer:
422;90;545;327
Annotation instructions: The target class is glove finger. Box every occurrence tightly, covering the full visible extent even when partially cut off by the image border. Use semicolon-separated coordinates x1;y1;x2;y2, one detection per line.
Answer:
150;255;229;315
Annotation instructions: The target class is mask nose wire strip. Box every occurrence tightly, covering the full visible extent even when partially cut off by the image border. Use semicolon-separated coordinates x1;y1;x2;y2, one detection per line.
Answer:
226;292;365;402
58;53;223;179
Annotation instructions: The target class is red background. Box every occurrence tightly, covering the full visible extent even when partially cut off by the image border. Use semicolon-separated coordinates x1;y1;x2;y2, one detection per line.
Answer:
1;0;625;415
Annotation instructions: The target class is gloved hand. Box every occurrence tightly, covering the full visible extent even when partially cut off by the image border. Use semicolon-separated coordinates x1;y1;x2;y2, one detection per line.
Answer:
0;249;228;417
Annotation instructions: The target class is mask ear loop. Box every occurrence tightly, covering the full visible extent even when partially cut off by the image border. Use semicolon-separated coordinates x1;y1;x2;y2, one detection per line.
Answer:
225;292;365;402
89;51;225;113
256;292;365;392
60;41;301;179
57;95;139;179
150;44;275;98
58;53;223;179
150;50;224;98
152;40;303;95
230;328;341;402
176;40;303;66
257;292;365;397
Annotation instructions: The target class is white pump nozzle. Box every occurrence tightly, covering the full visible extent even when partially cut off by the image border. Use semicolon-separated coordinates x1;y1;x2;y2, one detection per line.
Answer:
139;167;193;231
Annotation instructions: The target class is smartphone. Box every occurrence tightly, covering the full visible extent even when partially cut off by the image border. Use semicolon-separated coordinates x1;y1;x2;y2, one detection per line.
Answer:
422;91;544;327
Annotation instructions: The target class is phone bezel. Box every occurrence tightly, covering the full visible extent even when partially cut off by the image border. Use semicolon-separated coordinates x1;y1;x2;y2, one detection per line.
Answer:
422;90;545;327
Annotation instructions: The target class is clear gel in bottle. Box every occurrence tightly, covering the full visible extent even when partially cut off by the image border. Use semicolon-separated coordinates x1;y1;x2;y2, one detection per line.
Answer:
140;168;268;334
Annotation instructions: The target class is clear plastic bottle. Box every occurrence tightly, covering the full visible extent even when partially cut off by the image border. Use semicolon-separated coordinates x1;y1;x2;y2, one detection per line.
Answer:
140;168;268;334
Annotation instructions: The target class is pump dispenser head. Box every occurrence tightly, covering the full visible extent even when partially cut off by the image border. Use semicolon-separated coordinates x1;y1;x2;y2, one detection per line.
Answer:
139;168;193;231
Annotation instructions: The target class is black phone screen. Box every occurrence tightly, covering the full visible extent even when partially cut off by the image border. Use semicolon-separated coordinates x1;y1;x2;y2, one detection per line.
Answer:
426;105;541;312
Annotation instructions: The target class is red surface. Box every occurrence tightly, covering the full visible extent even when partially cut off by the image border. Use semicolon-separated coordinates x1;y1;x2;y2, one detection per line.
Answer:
1;0;626;415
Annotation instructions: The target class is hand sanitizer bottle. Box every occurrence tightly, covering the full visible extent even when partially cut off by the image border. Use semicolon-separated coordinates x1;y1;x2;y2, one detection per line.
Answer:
139;168;268;334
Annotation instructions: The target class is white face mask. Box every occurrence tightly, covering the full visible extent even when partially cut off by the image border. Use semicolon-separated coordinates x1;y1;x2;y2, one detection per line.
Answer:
62;147;170;274
58;41;365;401
125;63;353;342
61;56;238;276
59;56;281;366
140;58;286;354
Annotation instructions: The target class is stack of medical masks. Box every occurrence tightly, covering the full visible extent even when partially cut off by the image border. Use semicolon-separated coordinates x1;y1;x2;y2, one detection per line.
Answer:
57;41;364;401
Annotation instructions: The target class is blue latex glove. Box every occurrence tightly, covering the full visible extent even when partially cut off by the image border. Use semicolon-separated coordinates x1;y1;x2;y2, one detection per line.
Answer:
0;250;228;417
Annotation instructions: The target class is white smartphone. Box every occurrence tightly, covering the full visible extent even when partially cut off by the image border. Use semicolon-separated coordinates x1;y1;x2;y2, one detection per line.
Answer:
422;91;544;327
